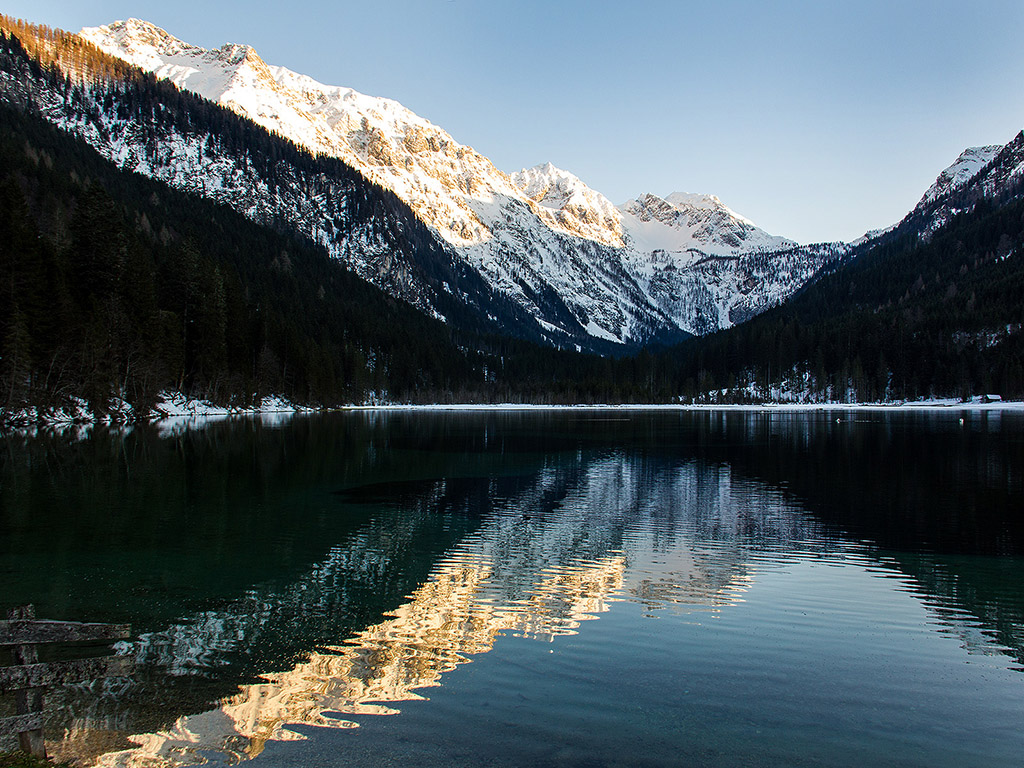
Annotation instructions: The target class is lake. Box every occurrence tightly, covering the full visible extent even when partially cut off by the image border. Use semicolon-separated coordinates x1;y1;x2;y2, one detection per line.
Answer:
2;409;1023;767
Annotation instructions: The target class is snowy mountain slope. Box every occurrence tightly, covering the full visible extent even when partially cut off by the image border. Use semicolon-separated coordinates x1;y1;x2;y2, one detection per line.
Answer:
619;192;796;258
917;145;1003;207
76;18;836;346
848;138;1022;249
894;134;1024;243
79;19;615;250
962;131;1024;199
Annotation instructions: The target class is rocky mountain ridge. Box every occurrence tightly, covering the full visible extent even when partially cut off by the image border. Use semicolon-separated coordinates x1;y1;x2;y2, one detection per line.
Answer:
885;136;1024;245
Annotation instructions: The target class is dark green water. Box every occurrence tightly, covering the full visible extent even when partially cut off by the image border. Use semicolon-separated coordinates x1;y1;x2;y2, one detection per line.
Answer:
1;409;1023;767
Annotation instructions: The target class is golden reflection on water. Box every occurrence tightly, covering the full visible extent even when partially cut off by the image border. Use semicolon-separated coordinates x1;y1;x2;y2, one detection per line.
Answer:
52;458;762;768
87;550;629;767
84;554;748;766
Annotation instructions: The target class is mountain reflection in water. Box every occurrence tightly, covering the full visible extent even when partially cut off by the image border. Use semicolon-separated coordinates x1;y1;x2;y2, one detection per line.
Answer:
78;455;776;767
2;410;1022;768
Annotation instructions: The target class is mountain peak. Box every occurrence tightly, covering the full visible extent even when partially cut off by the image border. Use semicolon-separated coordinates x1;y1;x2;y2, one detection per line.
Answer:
917;145;1003;207
212;42;264;68
620;192;794;256
512;162;597;207
81;19;199;63
82;20;271;83
510;163;623;247
664;191;751;223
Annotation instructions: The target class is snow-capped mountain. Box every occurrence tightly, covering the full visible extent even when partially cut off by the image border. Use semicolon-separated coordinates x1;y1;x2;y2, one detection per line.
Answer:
75;18;835;348
917;145;1003;208
620;192;796;257
884;136;1024;243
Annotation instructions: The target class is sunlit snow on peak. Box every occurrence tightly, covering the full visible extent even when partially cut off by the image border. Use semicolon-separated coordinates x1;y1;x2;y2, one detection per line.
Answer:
510;162;624;247
618;191;795;258
664;191;756;227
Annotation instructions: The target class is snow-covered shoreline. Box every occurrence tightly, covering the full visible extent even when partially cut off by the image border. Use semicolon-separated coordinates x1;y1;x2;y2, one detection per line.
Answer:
0;391;316;434
4;394;1023;437
350;399;1024;412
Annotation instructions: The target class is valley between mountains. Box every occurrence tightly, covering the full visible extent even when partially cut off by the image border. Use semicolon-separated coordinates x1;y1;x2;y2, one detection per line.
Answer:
0;14;1022;421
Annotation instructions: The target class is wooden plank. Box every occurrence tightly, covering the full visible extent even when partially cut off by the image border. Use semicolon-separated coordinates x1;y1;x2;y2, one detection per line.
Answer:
0;656;132;692
10;621;44;755
10;632;40;668
1;606;130;760
0;620;131;646
0;711;44;738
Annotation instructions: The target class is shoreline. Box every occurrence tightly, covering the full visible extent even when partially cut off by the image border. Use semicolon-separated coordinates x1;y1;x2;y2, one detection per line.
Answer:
4;394;1024;436
347;399;1024;412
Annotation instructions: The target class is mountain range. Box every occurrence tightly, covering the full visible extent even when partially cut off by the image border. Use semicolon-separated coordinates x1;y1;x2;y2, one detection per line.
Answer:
72;19;1024;351
0;13;1022;417
66;19;854;348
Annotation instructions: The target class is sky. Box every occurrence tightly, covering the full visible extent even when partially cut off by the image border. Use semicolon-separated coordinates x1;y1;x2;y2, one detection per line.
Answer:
6;0;1024;244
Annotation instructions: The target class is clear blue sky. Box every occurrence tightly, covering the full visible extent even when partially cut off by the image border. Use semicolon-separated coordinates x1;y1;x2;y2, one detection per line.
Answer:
7;0;1024;244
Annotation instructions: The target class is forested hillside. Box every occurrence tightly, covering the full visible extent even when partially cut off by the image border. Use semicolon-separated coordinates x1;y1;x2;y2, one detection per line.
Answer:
0;41;665;419
662;173;1024;402
0;79;485;415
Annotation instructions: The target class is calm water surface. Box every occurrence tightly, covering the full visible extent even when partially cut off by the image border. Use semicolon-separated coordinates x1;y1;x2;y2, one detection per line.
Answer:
1;409;1023;767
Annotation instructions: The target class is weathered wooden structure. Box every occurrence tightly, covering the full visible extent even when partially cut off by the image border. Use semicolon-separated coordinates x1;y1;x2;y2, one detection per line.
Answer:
0;606;131;758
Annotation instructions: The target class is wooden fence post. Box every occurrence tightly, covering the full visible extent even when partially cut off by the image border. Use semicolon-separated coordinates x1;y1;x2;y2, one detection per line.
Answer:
8;606;45;759
0;604;131;759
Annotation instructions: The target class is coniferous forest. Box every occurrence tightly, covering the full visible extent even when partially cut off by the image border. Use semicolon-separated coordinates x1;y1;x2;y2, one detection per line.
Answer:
666;187;1024;403
0;96;485;412
1;18;1023;425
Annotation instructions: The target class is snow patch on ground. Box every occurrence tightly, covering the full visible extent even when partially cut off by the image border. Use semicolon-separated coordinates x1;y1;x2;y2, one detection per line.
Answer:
6;397;1022;440
0;392;316;433
149;392;315;436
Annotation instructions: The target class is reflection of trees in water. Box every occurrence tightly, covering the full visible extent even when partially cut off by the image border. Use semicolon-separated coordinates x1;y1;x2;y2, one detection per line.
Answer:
882;553;1024;670
693;409;1024;556
686;409;1024;668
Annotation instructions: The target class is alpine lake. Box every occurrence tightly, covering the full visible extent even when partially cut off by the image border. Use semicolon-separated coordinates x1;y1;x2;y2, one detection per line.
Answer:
1;408;1023;767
